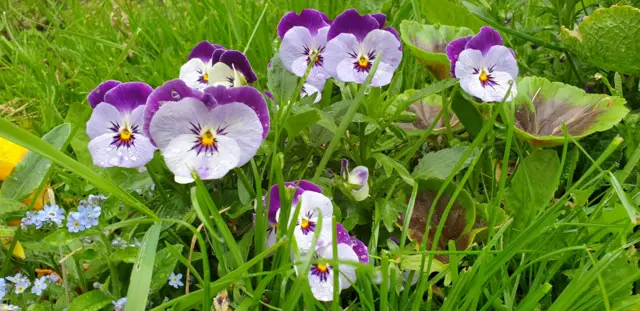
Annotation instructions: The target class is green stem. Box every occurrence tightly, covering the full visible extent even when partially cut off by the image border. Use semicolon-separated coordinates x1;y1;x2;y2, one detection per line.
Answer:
100;233;121;296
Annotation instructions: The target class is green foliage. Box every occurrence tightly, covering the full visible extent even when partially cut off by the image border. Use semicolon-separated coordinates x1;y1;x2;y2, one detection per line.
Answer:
412;146;473;180
67;291;112;311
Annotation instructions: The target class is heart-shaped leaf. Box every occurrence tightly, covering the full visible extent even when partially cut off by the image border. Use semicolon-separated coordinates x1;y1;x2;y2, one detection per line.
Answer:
400;21;474;79
562;5;640;76
513;77;629;146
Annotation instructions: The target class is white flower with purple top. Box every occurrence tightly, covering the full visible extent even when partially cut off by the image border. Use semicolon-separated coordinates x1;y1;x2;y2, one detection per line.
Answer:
86;81;157;168
278;9;332;89
323;9;402;87
180;41;257;91
276;191;334;253
446;26;518;103
300;225;369;301
263;180;323;248
112;297;127;311
144;79;269;184
30;276;47;296
168;272;184;288
341;159;369;202
43;204;65;226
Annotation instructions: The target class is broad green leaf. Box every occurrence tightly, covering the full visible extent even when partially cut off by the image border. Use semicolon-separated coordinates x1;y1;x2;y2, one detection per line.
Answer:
399;179;478;263
267;54;298;103
513;76;629;146
124;223;161;311
400;21;474;79
0;198;27;217
285;109;322;138
1;123;70;201
110;247;139;264
377;199;401;233
395;90;461;134
420;0;485;32
372;153;415;186
562;5;640;76
27;304;47;311
412;147;473;180
64;101;93;166
67;290;111;311
150;244;184;291
451;90;483;137
505;149;560;231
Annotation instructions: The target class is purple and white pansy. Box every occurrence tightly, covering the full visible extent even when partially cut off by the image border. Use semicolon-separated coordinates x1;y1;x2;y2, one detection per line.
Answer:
264;180;323;248
180;41;258;91
323;9;402;87
276;191;334;253
144;79;269;183
278;9;332;89
446;26;518;102
86;81;157;168
341;159;369;201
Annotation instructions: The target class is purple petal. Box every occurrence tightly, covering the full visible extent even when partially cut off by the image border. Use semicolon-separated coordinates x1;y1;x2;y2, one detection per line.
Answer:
349;236;369;263
218;50;258;84
264;91;274;100
445;36;472;77
104;82;153;113
327;8;380;42
278;9;331;39
389;237;400;245
336;223;351;244
464;26;503;55
267;182;302;223
143;79;204;146
341;159;349;178
211;49;226;64
188;41;224;63
371;13;386;28
202;86;269;139
297;180;322;194
88;80;121;109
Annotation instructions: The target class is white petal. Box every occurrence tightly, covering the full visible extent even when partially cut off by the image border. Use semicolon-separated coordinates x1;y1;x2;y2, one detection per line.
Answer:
280;26;313;76
162;134;240;182
211;103;263;166
88;134;155;168
459;71;517;103
318;243;359;290
179;58;209;91
128;105;145;129
86;103;124;140
362;29;402;70
207;62;234;87
455;49;484;78
484;45;518;79
302;83;322;103
149;97;210;150
266;226;278;249
370;62;395;87
294;220;333;253
324;33;360;78
336;58;367;84
308;269;334;302
300;191;333;220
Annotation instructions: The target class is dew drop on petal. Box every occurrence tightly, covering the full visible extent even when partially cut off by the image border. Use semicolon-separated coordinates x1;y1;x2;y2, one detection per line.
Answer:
109;158;120;166
171;90;180;100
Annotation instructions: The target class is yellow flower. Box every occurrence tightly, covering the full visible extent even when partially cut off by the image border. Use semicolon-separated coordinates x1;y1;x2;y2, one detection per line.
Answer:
0;137;28;181
0;236;25;260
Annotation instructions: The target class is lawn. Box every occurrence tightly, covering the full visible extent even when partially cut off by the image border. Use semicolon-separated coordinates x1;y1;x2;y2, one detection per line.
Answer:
1;0;640;310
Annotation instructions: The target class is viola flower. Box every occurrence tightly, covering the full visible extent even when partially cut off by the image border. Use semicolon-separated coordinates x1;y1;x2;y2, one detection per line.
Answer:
145;79;269;184
43;204;65;226
86;81;156;168
278;9;332;87
113;297;127;311
277;191;334;253
446;27;518;102
303;242;360;301
30;276;47;296
323;9;402;87
168;272;184;288
180;41;257;90
67;212;86;233
213;290;230;311
341;159;369;201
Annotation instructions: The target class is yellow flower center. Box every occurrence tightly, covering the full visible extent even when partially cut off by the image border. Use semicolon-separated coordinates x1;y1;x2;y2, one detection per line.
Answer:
316;263;329;273
201;131;216;147
203;73;209;83
120;128;132;141
479;71;489;83
301;218;310;229
357;56;369;68
17;286;24;291
74;221;80;227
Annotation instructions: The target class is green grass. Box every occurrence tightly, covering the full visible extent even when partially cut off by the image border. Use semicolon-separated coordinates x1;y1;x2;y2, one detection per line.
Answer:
1;0;640;310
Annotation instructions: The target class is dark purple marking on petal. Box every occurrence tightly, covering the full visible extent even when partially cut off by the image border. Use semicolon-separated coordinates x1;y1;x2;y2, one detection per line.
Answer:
311;264;332;282
336;223;351;244
277;9;331;39
202;85;269;139
341;159;349;179
104;82;153;113
300;217;316;235
88;80;121;109
465;26;503;55
327;8;380;42
445;36;472;77
188;41;224;63
218;50;258;84
143;79;204;146
349;236;369;263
